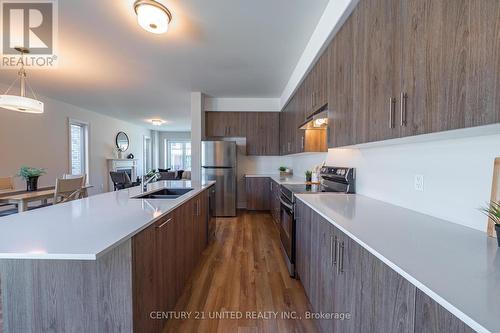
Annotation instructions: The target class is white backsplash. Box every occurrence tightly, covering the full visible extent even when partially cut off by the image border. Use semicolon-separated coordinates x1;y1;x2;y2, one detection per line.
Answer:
324;132;500;232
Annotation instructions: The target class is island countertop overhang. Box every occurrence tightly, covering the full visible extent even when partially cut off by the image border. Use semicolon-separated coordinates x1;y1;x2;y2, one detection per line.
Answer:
0;180;215;261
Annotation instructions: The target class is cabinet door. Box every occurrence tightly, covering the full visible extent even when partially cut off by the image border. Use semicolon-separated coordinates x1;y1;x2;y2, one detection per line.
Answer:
328;15;355;148
246;112;280;156
246;177;270;210
132;222;160;333
205;112;246;137
352;0;401;143
316;215;336;333
294;85;306;153
295;200;311;297
414;289;475;333
315;49;329;111
156;213;177;318
401;0;500;136
352;239;416;333
205;112;227;137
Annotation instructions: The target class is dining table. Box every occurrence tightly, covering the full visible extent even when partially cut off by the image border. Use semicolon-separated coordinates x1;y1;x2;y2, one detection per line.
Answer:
0;185;93;213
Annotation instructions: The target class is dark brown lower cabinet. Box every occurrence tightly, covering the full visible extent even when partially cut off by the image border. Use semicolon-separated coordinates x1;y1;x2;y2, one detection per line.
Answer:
132;188;210;332
415;289;475;333
270;179;280;223
246;177;270;210
296;199;427;333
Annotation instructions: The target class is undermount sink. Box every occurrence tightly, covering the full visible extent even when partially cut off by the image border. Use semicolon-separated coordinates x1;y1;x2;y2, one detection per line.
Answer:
134;188;193;199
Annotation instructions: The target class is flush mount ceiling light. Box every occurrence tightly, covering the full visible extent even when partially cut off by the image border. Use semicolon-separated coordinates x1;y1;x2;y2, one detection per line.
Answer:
151;119;165;126
0;47;44;114
134;0;172;34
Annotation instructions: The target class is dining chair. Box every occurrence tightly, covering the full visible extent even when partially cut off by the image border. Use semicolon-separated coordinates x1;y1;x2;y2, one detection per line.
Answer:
53;177;85;204
0;176;18;217
63;174;88;198
0;176;14;191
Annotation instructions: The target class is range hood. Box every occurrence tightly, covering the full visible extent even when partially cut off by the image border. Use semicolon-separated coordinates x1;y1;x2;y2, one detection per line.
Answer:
299;107;328;130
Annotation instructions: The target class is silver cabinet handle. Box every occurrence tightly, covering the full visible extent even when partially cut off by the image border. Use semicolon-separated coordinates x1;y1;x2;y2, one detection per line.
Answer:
389;97;396;128
333;235;338;266
157;218;172;229
400;92;407;127
339;241;345;274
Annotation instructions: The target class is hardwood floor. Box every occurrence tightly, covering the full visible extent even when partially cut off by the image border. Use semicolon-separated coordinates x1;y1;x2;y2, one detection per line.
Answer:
163;211;318;333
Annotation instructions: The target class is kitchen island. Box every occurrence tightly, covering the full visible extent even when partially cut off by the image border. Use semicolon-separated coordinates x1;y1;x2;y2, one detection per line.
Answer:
0;180;215;333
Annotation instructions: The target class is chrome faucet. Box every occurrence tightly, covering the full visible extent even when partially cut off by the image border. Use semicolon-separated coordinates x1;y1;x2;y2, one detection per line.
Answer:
142;172;159;191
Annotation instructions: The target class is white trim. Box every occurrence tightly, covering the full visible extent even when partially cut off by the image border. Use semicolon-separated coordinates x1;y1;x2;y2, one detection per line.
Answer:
67;118;89;184
142;135;152;174
165;139;191;170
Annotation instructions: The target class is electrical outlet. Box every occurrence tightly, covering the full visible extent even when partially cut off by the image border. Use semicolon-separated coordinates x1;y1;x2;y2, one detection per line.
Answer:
414;175;424;192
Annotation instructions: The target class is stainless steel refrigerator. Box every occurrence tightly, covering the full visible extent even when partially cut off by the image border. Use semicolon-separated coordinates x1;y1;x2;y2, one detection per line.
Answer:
202;140;237;217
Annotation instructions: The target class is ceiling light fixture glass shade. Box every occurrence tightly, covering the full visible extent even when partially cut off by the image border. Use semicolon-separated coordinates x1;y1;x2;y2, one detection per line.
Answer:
134;0;172;34
0;47;44;114
151;119;165;126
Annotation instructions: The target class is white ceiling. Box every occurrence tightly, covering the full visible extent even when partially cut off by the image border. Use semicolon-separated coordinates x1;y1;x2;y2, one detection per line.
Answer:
0;0;329;131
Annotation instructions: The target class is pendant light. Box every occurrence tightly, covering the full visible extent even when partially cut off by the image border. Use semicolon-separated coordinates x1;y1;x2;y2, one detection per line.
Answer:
134;0;172;34
0;47;44;114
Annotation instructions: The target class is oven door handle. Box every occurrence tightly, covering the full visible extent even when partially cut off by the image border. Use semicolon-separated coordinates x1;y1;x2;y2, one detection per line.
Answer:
280;198;294;212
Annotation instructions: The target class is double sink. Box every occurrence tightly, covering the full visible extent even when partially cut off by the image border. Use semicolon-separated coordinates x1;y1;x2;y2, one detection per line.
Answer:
134;188;193;199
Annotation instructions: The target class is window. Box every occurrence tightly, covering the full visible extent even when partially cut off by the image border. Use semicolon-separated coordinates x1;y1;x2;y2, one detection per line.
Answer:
166;140;191;170
69;119;89;180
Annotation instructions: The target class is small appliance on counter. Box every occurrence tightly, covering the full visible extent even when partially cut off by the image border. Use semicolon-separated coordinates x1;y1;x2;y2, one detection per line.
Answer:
279;166;356;277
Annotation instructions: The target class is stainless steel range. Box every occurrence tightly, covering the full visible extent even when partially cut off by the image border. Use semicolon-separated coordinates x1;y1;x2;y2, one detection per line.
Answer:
278;166;356;277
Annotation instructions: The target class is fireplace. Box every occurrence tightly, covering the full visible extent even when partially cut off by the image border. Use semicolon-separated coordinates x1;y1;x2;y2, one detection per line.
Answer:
116;167;132;180
107;159;138;192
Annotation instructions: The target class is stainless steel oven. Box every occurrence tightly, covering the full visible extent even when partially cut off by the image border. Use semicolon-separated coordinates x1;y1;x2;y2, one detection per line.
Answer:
278;166;356;278
279;192;295;276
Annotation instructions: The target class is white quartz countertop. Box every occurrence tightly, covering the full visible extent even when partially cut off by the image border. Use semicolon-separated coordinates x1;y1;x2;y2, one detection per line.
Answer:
296;193;500;333
0;180;215;261
244;174;309;184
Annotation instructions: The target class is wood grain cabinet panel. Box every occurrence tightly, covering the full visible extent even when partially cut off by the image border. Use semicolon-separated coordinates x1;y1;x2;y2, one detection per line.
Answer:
414;289;475;333
296;201;416;333
245;112;280;156
328;15;355;148
270;179;280;223
205;112;246;137
246;177;270;210
401;0;500;136
132;189;211;333
352;0;402;143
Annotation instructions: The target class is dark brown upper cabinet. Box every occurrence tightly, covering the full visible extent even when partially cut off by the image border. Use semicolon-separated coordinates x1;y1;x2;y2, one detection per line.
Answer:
328;13;355;148
352;0;402;143
305;49;329;117
205;111;279;156
245;112;280;156
205;111;246;137
401;0;500;136
326;0;500;147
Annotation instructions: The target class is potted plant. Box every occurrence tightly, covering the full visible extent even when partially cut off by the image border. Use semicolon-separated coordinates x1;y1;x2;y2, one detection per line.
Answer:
305;170;313;183
279;166;287;178
17;166;46;192
480;201;500;247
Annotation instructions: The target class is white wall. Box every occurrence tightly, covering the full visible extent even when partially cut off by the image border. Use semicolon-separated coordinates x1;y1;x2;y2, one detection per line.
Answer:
324;132;500;232
204;98;281;112
158;131;191;169
0;84;150;195
190;92;204;181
